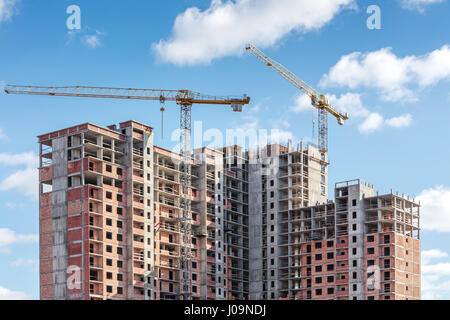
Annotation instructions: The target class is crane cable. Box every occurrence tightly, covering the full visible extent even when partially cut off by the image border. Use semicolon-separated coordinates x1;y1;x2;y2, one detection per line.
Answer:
160;95;166;140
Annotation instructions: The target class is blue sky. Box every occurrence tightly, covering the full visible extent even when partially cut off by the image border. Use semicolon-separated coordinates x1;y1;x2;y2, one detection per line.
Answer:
0;0;450;299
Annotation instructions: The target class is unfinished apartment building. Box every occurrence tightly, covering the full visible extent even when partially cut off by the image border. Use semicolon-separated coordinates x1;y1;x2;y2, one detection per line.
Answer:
38;120;421;300
219;145;250;300
39;121;230;300
248;142;329;300
251;179;420;300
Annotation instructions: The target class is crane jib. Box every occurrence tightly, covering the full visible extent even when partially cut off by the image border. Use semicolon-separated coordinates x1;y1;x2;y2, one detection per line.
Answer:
4;85;250;107
246;43;350;152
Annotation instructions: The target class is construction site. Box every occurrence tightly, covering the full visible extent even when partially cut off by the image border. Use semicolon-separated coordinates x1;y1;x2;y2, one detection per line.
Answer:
5;44;421;300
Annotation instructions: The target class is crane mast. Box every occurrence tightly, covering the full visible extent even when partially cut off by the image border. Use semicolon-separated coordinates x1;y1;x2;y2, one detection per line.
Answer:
245;44;349;153
5;84;250;300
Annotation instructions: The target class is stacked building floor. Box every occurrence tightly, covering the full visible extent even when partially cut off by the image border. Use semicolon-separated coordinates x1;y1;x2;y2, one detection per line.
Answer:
38;120;420;300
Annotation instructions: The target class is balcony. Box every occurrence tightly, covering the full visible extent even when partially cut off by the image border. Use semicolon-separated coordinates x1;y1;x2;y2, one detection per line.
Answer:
158;161;177;171
133;131;144;140
336;241;348;249
133;173;144;183
133;161;144;170
133;264;145;275
336;289;349;296
133;200;144;210
134;211;145;223
336;265;348;272
133;148;144;157
88;188;102;202
134;240;145;249
207;220;216;228
207;279;216;286
336;278;348;284
89;257;102;269
134;280;145;288
133;227;145;237
336;253;348;261
89;284;103;297
160;249;179;257
133;252;144;262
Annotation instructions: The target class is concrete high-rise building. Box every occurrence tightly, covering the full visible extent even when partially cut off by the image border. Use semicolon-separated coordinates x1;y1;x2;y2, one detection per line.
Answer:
38;120;420;300
268;179;421;300
247;142;329;300
39;121;229;300
219;145;250;300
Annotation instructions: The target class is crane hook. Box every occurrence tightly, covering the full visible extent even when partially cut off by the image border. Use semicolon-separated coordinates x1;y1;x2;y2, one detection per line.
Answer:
160;105;165;140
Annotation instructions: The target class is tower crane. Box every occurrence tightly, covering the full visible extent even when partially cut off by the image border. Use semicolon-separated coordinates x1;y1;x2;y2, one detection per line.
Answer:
245;44;349;153
4;84;250;300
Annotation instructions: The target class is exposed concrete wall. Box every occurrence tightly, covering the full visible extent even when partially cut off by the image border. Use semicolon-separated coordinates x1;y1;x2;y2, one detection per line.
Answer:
124;127;134;299
248;160;263;300
196;158;208;299
347;184;364;299
51;137;68;299
337;181;375;300
265;149;281;299
306;145;328;206
214;156;225;300
143;132;155;300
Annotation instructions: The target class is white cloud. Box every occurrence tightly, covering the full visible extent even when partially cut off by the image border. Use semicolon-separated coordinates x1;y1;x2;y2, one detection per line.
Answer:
327;92;369;118
5;202;26;209
421;275;450;299
0;152;39;199
422;249;449;264
0;285;31;300
270;120;295;144
417;186;450;232
423;262;450;276
385;113;414;128
358;112;384;133
411;45;450;87
358;113;413;133
153;0;356;65
401;0;446;12
0;0;17;23
289;92;369;117
0;167;38;199
67;29;105;49
10;258;36;267
290;93;412;134
320;45;450;102
422;249;450;299
82;34;101;48
289;94;314;114
0;228;38;254
0;152;38;167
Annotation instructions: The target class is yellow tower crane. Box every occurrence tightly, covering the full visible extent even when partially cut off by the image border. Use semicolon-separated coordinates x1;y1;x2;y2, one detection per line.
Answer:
245;43;349;153
4;84;250;300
